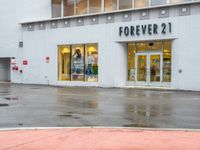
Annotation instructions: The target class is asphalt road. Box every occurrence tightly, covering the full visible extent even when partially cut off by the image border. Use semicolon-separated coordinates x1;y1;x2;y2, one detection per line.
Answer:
0;83;200;129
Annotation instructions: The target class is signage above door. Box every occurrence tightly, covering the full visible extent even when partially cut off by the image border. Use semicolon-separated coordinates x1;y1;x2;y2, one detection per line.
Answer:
119;22;172;37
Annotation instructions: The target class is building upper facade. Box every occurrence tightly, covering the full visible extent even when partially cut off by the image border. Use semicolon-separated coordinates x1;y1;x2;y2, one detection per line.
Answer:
52;0;199;18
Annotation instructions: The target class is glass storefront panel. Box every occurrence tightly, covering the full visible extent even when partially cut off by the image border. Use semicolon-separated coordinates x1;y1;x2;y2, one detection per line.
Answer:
71;45;85;81
128;43;136;81
52;0;62;18
150;55;161;82
64;0;75;16
151;0;167;6
58;45;71;81
104;0;117;12
76;0;87;15
119;0;132;10
89;0;102;13
85;44;98;82
136;42;162;52
135;0;149;8
163;41;172;82
137;55;147;81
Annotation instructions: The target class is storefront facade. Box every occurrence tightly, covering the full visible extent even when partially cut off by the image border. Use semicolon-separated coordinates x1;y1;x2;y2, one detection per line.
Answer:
0;0;200;90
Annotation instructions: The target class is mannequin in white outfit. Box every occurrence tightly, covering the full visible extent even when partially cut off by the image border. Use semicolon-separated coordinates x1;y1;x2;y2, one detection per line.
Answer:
86;52;95;76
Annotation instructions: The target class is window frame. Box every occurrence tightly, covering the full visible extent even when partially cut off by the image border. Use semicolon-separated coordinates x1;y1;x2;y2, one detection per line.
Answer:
51;0;62;18
52;0;196;17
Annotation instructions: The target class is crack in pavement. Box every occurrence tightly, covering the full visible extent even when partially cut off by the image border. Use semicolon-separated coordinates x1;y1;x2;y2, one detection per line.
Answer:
2;129;79;150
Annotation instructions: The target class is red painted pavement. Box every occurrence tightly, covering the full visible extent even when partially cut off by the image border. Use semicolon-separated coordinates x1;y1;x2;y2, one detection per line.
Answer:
0;128;200;150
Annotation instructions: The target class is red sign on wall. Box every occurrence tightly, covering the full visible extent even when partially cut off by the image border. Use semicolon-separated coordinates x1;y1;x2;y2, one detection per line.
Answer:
46;57;50;63
23;60;28;65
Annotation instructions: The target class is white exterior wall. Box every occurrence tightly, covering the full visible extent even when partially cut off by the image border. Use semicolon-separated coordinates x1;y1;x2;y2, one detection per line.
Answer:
21;14;200;90
0;0;200;90
0;0;51;83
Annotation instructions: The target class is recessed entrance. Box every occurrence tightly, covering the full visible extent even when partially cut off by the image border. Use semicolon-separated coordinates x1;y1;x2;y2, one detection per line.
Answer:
0;58;11;82
128;41;171;87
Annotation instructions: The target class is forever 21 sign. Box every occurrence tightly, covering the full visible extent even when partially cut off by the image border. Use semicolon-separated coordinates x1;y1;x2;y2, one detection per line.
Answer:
119;22;172;36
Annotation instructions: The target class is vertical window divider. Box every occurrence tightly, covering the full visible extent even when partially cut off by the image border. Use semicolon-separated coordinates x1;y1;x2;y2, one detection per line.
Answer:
69;45;72;81
88;0;90;14
70;45;72;81
149;0;151;7
101;0;105;13
58;46;59;80
84;44;86;82
132;0;135;8
117;0;119;10
51;0;53;18
87;0;89;14
61;0;64;17
162;42;164;83
74;0;77;15
127;43;129;81
134;42;137;82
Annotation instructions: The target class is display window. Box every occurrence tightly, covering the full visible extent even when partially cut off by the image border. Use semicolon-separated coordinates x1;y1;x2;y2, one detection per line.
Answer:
58;43;98;82
71;45;85;81
128;43;136;81
163;41;172;82
58;45;71;81
85;44;98;82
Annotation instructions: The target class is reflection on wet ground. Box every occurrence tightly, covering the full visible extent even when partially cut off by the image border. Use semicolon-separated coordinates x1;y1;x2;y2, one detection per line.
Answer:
0;103;9;107
0;84;200;129
4;96;19;100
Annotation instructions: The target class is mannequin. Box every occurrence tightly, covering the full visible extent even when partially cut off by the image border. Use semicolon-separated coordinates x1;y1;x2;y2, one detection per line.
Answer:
86;52;95;76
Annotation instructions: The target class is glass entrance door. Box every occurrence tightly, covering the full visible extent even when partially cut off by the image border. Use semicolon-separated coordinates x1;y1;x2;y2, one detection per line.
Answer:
135;52;162;86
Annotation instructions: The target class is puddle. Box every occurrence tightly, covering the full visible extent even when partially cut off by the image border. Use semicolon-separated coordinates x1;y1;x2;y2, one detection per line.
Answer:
30;88;41;90
59;114;72;117
4;96;19;101
82;102;97;109
59;112;72;117
58;112;81;119
73;117;81;119
0;103;9;107
18;123;23;126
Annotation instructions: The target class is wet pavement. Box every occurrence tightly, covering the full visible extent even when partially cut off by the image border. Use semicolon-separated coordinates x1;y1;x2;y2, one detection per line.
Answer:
0;83;200;129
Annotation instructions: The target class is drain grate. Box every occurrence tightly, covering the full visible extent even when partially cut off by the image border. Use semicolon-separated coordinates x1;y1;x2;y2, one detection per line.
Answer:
0;103;9;107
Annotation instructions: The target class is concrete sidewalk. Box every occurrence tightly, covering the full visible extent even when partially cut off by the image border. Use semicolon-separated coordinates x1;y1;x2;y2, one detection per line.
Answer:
1;128;200;150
